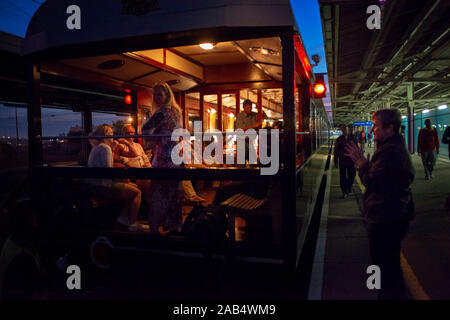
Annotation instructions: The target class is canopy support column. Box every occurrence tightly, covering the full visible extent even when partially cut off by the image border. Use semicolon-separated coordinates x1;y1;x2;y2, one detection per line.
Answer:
407;84;415;154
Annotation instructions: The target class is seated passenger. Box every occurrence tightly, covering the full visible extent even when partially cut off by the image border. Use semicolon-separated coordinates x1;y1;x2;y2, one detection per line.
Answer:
118;124;152;207
87;124;145;231
181;180;206;203
111;129;139;168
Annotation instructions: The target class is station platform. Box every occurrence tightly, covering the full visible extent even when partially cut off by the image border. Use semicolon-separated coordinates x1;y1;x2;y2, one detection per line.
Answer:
313;146;450;300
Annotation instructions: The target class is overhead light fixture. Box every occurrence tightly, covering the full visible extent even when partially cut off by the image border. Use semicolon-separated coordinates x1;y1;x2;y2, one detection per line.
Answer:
438;104;448;110
167;79;180;86
128;116;133;122
249;47;279;56
98;59;125;70
422;109;430;113
414;113;417;116
200;43;214;50
402;116;406;119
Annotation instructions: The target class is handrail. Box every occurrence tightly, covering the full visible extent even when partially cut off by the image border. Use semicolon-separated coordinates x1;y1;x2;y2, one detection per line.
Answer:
39;131;284;141
37;166;283;181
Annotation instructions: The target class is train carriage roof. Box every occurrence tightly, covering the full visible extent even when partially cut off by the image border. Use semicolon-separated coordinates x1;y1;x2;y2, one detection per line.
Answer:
22;0;299;57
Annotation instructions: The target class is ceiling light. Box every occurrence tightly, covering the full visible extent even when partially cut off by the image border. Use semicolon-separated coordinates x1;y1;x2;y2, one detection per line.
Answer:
422;109;430;113
402;116;406;119
249;47;279;56
200;43;214;50
98;59;125;70
166;79;180;86
438;104;448;110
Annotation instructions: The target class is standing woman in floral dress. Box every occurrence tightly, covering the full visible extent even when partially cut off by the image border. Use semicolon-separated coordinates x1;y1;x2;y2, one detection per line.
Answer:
142;82;183;234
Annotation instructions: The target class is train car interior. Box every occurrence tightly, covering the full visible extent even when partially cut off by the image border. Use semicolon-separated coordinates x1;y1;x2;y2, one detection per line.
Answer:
39;37;289;247
20;1;331;274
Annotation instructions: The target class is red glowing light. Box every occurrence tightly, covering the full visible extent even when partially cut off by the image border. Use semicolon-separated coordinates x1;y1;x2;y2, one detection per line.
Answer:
313;83;326;95
125;95;132;104
124;89;131;93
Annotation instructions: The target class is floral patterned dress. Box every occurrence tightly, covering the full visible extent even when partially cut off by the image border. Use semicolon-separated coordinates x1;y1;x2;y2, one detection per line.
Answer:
142;105;182;233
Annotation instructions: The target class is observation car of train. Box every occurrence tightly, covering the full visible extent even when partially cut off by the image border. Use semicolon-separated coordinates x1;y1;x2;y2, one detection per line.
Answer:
15;0;331;297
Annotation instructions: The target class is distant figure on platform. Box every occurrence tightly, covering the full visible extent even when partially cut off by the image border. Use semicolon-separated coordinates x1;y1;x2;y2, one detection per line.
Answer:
355;129;363;146
333;124;358;198
418;119;440;180
367;131;373;148
442;126;450;211
345;108;415;300
400;125;406;146
442;126;450;160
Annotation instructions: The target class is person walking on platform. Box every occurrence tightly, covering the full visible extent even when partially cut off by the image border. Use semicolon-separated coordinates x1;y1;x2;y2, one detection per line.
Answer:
443;126;450;211
400;125;407;146
345;108;415;300
442;126;450;160
334;124;358;198
367;131;373;148
418;119;440;180
355;129;362;146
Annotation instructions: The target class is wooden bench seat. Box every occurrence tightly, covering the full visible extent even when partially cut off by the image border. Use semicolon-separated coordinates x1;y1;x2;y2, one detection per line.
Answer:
217;183;281;243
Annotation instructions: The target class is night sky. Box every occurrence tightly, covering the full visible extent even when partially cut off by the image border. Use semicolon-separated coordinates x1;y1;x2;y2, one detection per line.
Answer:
0;0;331;138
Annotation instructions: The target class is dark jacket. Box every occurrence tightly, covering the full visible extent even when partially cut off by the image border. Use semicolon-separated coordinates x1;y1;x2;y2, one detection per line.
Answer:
442;127;450;157
358;134;415;226
334;134;358;167
418;127;439;153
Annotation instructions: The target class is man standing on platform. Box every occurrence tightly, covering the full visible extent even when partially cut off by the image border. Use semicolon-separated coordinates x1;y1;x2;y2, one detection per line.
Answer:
418;119;440;180
334;124;358;198
345;108;415;300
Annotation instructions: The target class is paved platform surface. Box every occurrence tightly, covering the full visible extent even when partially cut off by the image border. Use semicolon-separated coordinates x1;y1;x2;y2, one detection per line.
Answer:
318;146;450;300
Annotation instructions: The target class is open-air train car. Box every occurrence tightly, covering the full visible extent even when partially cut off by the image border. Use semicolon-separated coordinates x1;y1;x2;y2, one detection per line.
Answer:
22;0;331;293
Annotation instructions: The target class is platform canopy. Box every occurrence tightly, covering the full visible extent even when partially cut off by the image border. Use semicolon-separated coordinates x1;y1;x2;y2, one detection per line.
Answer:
319;0;450;125
22;0;299;58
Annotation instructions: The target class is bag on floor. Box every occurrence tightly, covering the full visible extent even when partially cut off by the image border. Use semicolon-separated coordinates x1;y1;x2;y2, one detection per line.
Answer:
181;205;227;247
